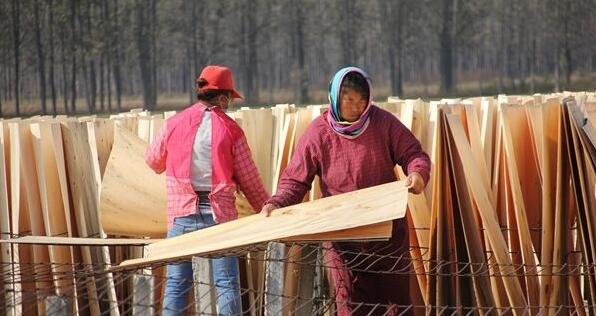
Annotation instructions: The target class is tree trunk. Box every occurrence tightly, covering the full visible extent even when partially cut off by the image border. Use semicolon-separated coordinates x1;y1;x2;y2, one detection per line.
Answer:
60;21;68;114
497;0;506;93
99;53;105;112
79;0;95;114
34;0;47;114
11;0;20;116
530;38;536;93
190;0;199;77
151;0;158;107
70;0;77;114
186;0;199;104
554;46;560;92
563;14;572;85
134;0;156;110
240;0;258;104
185;39;193;104
48;0;57;115
339;0;356;65
378;0;403;97
439;0;454;95
107;55;112;112
292;1;308;104
112;0;122;111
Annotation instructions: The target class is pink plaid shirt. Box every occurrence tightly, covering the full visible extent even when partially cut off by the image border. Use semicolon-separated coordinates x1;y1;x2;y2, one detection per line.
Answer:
146;102;270;228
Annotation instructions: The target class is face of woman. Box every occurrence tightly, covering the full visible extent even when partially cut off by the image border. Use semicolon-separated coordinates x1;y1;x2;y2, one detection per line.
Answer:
339;88;367;122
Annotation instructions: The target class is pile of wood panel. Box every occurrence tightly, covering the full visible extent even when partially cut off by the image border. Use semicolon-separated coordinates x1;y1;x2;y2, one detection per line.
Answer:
402;93;596;315
1;92;595;315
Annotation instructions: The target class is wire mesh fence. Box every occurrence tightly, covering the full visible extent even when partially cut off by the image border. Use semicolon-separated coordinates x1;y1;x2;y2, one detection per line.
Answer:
1;230;594;316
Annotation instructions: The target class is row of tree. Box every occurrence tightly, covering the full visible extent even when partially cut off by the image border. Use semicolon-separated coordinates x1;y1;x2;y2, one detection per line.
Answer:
0;0;595;116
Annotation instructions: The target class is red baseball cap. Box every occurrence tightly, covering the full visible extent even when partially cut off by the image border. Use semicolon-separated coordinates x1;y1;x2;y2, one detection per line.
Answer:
196;65;243;99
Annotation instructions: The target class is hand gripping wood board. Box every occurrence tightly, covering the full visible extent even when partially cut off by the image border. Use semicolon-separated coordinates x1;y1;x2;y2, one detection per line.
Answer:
114;180;408;270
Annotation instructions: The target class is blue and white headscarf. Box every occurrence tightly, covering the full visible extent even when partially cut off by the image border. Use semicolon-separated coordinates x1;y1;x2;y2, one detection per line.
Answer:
326;67;373;139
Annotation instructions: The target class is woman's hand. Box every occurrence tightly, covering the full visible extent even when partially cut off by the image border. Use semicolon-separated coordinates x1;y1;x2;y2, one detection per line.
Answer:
260;203;278;217
405;172;425;194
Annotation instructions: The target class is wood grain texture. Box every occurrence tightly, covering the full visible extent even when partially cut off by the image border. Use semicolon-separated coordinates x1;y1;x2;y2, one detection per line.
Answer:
100;126;167;237
30;122;77;305
445;113;528;313
115;180;408;270
500;105;540;311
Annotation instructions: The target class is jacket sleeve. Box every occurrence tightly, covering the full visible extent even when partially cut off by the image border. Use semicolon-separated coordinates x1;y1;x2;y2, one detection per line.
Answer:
267;133;319;208
232;136;271;212
145;122;168;174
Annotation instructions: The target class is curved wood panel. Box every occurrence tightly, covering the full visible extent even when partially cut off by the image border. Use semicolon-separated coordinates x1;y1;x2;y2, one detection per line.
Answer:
100;126;167;237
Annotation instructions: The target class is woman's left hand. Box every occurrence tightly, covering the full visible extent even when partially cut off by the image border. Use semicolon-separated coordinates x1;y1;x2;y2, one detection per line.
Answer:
405;172;425;194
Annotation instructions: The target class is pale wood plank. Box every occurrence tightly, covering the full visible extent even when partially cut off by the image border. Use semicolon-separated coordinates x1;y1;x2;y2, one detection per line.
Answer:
480;98;497;182
12;121;53;313
445;121;497;311
426;106;446;312
0;121;17;316
30;122;79;313
100;126;167;237
86;119;120;316
115;180;408;270
1;236;157;245
137;117;151;142
535;101;559;313
270;105;291;190
8;118;33;316
485;108;512;309
406;212;428;305
500;106;540;311
149;115;164;143
465;104;492;192
236;108;274;193
565;101;596;313
445;113;527;313
61;120;112;315
272;113;296;191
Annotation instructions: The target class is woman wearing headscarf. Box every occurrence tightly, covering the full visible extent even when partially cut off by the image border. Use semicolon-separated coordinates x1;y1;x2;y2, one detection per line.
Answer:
262;67;430;315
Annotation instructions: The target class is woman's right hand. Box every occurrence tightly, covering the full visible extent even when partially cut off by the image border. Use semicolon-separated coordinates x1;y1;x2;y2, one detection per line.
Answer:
260;203;278;217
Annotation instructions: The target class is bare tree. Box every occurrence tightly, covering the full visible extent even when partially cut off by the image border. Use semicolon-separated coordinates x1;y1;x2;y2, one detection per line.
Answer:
291;1;308;104
2;0;596;116
379;0;404;97
134;0;157;110
240;0;259;104
69;0;77;114
47;0;57;114
439;0;455;94
34;0;47;114
111;0;123;111
11;0;21;116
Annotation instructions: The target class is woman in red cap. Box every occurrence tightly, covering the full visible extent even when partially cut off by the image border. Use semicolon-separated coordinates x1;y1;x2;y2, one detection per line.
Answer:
146;65;269;315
